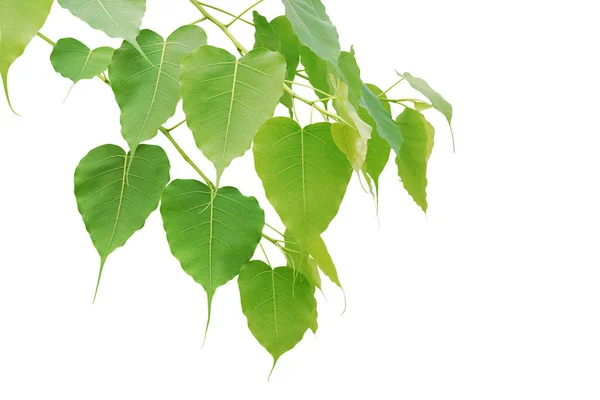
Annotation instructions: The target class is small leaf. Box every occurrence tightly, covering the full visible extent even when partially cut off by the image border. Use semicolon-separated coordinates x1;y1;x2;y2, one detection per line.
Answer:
282;0;341;66
50;38;114;83
300;46;332;103
401;72;453;126
337;48;362;107
109;26;207;155
331;123;367;171
160;180;265;336
238;261;315;372
74;144;171;300
253;11;281;51
181;46;286;181
395;108;436;212
0;0;54;112
57;0;147;57
307;235;342;288
284;230;321;290
360;83;403;155
253;118;352;248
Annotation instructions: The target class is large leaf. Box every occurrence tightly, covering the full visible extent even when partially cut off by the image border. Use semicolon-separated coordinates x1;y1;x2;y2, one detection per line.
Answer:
0;0;54;112
282;0;340;66
360;83;403;155
395;108;436;212
50;38;114;83
238;261;315;372
109;26;207;155
253;13;301;112
180;46;286;181
57;0;147;57
160;180;265;333
253;118;352;248
74;144;170;300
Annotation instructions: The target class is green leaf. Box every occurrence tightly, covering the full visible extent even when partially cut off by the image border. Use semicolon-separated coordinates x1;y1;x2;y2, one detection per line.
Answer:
360;83;403;155
109;26;207;154
300;46;332;103
253;118;352;248
395;108;436;212
74;144;171;300
337;48;362;107
160;180;265;335
360;84;391;196
238;261;315;372
307;236;341;288
331;123;367;171
252;13;301;112
282;0;341;66
57;0;147;58
0;0;54;113
284;230;321;290
50;38;114;83
180;46;286;181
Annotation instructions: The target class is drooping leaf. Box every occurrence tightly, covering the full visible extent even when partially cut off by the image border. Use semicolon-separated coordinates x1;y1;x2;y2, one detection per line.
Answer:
109;26;207;155
284;230;321;290
74;144;171;300
307;236;341;288
300;46;332;103
50;38;114;83
0;0;54;112
238;261;315;371
180;46;286;181
331;123;367;171
252;13;301;112
360;84;391;196
253;118;352;248
337;48;362;107
401;72;453;127
309;293;319;334
160;180;265;333
395;108;436;212
360;83;403;155
282;0;341;66
57;0;147;57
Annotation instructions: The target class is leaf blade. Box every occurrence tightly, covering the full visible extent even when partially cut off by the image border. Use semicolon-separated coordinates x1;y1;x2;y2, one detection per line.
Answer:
50;38;114;83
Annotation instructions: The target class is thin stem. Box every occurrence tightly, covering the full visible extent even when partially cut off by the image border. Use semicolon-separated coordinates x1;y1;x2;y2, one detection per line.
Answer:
226;0;265;27
189;16;208;24
167;119;187;132
36;32;56;46
160;127;216;190
285;79;331;98
265;223;285;237
296;72;310;81
379;77;404;98
283;86;348;125
195;2;254;26
259;242;271;266
383;98;428;104
190;0;249;55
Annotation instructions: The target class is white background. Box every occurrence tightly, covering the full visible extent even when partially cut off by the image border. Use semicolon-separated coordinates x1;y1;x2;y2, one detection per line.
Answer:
1;1;599;399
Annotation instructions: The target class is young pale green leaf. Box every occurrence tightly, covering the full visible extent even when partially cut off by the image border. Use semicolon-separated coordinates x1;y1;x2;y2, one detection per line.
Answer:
50;38;114;83
331;123;367;172
360;83;403;155
109;26;207;155
401;72;453;127
309;294;319;334
57;0;147;57
74;144;171;300
284;230;321;290
360;84;391;197
282;0;341;66
300;46;332;103
160;180;265;334
238;261;315;372
337;48;362;108
181;46;286;181
308;236;341;288
252;13;301;112
253;118;352;248
0;0;54;112
395;108;436;212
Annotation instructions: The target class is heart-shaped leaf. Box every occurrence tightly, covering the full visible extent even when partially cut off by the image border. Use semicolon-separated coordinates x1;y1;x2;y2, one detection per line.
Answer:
253;118;351;248
50;38;114;83
0;0;54;112
180;46;286;181
74;144;171;300
109;26;207;155
160;179;265;336
238;261;315;374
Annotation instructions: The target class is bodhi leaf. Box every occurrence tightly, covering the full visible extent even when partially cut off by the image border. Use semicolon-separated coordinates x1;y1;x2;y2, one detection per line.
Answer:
308;236;341;288
331;123;367;172
284;230;321;290
74;144;171;301
253;118;352;248
337;48;362;107
0;0;54;112
300;46;332;103
238;261;315;373
282;0;341;66
160;179;265;337
180;46;286;181
109;26;207;155
57;0;147;58
50;38;114;83
395;108;436;212
360;83;403;156
253;11;281;51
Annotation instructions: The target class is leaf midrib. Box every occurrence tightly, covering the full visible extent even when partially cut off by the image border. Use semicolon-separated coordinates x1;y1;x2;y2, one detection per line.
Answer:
102;152;128;262
219;59;240;176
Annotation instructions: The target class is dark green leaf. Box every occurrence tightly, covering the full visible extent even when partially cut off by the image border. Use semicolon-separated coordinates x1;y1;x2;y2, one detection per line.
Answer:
300;46;332;103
